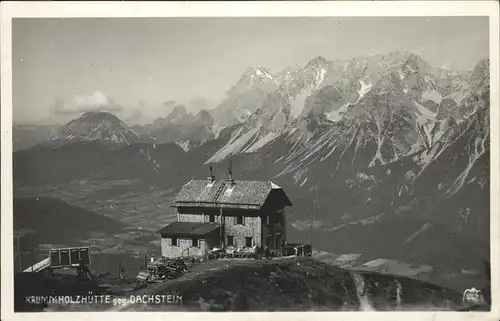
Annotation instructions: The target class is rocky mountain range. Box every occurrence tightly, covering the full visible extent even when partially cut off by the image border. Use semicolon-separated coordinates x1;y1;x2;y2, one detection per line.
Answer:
132;104;216;150
13;51;490;271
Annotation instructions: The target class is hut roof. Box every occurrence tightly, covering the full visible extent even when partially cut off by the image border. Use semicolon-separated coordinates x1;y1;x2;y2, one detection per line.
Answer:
172;179;292;210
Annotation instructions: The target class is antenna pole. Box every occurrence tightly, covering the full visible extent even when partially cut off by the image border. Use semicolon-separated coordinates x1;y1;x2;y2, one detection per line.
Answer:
220;208;225;249
310;184;315;249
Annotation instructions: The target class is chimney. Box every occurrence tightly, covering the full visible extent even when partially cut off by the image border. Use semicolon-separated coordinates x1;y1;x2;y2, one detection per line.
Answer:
208;165;216;184
228;155;235;187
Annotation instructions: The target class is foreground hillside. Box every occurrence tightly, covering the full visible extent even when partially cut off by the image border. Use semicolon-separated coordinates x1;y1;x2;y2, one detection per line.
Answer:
19;257;479;312
123;257;467;311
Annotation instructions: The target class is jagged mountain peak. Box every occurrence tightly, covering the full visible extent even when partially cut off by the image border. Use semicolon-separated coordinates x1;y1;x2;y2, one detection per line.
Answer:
165;104;193;125
78;111;122;124
305;56;330;69
345;51;430;73
280;65;299;73
384;50;427;64
195;108;212;118
169;104;189;116
194;109;215;126
212;64;281;127
225;64;277;96
240;65;275;82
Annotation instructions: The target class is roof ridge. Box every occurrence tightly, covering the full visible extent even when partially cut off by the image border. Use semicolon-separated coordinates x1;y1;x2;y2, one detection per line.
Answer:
174;179;292;209
212;180;227;203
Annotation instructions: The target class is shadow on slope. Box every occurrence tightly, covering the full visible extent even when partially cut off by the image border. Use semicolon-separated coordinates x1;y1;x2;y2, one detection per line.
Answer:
13;197;125;272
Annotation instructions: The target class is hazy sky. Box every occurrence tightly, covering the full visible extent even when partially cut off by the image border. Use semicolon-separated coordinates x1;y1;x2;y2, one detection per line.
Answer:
13;17;489;124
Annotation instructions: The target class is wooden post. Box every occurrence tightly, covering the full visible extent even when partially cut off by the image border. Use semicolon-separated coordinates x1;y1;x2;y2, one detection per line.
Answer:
220;208;225;249
283;208;287;254
16;235;22;272
272;215;276;250
29;233;33;272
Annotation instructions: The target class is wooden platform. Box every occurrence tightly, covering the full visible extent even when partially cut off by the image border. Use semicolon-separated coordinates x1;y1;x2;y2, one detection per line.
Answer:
23;257;50;273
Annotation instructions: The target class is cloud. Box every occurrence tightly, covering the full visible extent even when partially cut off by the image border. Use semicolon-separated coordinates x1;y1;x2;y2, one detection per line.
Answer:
186;97;216;114
124;109;143;122
163;100;177;108
51;91;123;116
120;101;167;125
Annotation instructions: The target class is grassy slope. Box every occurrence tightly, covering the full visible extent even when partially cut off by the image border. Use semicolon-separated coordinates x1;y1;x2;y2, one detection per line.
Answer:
36;257;466;312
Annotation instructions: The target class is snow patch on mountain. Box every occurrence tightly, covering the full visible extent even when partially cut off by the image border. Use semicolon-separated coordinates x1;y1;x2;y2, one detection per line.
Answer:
325;111;342;122
290;87;314;119
413;101;437;125
205;127;259;163
212;123;226;139
357;80;372;100
421;90;442;104
447;114;489;195
255;65;273;80
176;141;191;152
316;67;327;89
325;104;349;122
244;131;280;153
413;139;448;170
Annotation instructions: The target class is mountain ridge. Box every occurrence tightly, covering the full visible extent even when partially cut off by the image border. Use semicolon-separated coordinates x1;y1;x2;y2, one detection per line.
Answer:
50;111;154;147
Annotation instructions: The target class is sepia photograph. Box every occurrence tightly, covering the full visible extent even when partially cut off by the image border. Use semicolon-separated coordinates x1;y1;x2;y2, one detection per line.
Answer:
1;1;499;319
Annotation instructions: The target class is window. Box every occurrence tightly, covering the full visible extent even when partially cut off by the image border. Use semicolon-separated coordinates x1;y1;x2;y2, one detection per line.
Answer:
236;216;244;225
245;237;253;247
171;237;177;246
209;214;215;223
227;236;234;246
192;238;199;247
